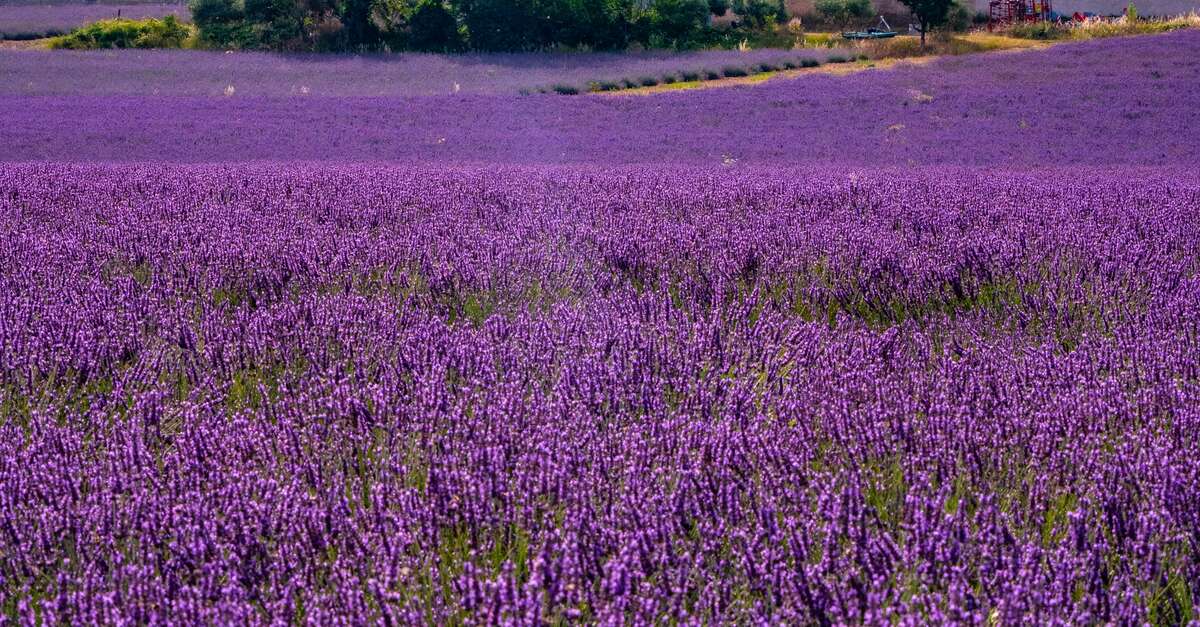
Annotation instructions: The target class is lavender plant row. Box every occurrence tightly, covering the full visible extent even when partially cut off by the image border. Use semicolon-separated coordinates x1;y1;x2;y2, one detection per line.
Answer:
1;163;1198;624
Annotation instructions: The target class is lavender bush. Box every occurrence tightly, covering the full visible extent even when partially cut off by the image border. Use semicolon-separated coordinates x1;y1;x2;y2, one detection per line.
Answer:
1;164;1198;623
3;24;1200;625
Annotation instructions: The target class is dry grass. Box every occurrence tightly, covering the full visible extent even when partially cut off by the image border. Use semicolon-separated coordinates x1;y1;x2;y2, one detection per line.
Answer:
1003;12;1200;41
852;32;1046;60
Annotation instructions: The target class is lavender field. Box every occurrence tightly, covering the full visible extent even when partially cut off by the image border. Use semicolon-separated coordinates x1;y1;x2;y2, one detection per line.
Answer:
2;27;1200;625
0;47;839;96
2;30;1198;164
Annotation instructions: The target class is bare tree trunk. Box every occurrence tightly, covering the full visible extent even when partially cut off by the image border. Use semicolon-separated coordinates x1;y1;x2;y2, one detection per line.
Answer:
919;23;926;48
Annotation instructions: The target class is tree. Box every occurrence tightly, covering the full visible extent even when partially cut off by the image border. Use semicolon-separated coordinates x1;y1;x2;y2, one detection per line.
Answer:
408;0;462;51
455;0;539;50
732;0;786;28
649;0;710;47
243;0;305;49
534;0;637;50
945;0;972;32
190;0;250;47
897;0;953;48
814;0;872;30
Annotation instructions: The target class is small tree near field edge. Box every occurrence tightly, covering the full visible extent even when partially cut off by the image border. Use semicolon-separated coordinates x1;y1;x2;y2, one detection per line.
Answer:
814;0;872;31
898;0;953;48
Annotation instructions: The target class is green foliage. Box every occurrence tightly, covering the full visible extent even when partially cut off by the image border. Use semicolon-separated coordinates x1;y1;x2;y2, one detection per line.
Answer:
189;0;252;47
1006;15;1194;42
945;0;973;32
185;0;788;51
243;0;305;49
648;0;711;47
456;0;538;50
897;0;954;45
1127;2;1138;21
814;0;872;29
50;15;190;49
733;0;787;28
537;0;639;50
408;1;464;51
551;83;580;94
1007;20;1067;39
721;65;748;76
451;0;640;51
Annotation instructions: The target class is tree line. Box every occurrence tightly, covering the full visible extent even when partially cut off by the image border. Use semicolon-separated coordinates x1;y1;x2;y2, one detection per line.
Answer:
188;0;793;52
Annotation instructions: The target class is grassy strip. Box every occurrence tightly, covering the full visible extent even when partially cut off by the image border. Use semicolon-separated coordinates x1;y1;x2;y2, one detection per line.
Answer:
1004;12;1200;41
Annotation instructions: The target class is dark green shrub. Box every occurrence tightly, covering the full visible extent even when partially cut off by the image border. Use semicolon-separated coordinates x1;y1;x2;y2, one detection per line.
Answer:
639;76;660;86
722;65;748;77
243;0;305;49
827;54;848;63
756;62;777;73
801;58;820;68
782;60;798;69
897;0;955;47
946;0;973;32
50;15;190;49
704;69;721;80
460;0;539;51
732;0;787;28
185;0;739;52
648;0;711;47
814;0;872;30
190;0;300;49
681;70;701;81
552;84;580;95
661;73;678;84
622;78;640;88
408;1;464;52
190;0;244;47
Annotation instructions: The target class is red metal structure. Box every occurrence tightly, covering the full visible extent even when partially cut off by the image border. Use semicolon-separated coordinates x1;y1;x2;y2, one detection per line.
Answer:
988;0;1054;30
